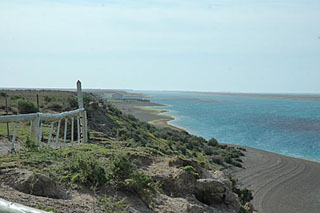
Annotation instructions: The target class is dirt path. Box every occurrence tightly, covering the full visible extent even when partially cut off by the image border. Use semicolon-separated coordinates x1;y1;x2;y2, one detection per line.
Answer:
230;146;320;213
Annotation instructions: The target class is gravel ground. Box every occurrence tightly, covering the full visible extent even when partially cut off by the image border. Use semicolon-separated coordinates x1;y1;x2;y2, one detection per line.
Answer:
230;146;320;213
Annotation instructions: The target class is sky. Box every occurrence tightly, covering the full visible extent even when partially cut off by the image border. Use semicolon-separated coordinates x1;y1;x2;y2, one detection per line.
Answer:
0;0;319;93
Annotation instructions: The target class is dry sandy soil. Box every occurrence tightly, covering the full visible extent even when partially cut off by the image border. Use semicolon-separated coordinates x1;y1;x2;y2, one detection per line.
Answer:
230;146;320;213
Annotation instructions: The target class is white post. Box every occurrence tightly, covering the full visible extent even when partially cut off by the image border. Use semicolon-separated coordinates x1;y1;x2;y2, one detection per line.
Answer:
48;122;54;146
71;117;74;146
77;80;84;109
38;122;43;147
63;118;68;147
84;111;88;143
77;80;87;143
77;115;80;145
55;119;61;148
30;113;40;146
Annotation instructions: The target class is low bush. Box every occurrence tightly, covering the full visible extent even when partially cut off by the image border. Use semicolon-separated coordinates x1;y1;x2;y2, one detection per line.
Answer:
44;95;56;103
67;97;78;108
229;176;253;205
18;100;37;114
126;170;158;203
100;196;127;213
208;138;218;146
10;95;24;100
25;137;38;151
47;103;63;112
234;187;253;205
203;146;214;155
109;155;134;185
68;153;107;187
210;155;224;165
109;155;158;204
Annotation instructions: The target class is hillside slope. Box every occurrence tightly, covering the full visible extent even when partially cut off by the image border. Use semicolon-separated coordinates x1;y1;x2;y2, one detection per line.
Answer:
0;91;253;213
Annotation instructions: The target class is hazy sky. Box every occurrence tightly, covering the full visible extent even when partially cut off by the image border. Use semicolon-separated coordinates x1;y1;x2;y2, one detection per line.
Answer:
0;0;319;93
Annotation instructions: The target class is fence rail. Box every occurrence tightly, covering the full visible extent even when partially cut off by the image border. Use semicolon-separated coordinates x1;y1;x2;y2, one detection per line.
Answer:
0;108;85;122
0;80;88;153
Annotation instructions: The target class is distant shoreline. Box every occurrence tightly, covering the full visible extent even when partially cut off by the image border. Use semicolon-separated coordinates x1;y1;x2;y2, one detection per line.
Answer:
138;105;185;132
110;100;185;131
178;91;320;101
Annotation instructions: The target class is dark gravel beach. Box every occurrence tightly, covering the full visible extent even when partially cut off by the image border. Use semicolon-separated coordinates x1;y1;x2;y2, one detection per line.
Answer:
230;146;320;213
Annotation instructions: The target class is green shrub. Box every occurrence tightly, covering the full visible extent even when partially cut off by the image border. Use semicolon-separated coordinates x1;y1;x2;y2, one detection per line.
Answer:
208;138;218;146
126;171;158;203
100;196;127;213
47;103;63;112
181;165;194;172
44;95;56;103
109;155;134;185
25;137;38;151
36;205;60;213
109;155;157;204
67;97;78;108
225;154;242;167
181;165;200;179
233;187;253;205
10;95;24;100
203;146;214;155
210;155;223;165
68;153;107;187
17;100;37;114
229;176;253;205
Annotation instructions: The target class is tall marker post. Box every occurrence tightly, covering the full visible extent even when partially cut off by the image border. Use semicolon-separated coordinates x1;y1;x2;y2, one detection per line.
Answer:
77;80;87;143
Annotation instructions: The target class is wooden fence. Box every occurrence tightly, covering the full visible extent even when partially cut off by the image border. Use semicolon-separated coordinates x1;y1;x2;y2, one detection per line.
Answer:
0;81;88;152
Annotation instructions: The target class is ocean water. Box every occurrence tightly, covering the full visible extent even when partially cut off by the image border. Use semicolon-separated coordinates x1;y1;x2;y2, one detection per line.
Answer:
142;91;320;162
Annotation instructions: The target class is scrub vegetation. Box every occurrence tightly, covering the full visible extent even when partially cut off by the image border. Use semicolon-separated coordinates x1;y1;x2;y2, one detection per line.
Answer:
0;90;252;212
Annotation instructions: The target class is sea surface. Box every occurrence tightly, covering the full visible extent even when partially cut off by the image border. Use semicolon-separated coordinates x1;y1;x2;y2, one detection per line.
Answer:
142;91;320;162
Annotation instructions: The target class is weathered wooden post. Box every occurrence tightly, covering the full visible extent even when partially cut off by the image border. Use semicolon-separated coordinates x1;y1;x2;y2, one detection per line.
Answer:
48;122;54;146
11;123;18;152
30;113;40;146
38;122;43;147
63;118;68;147
77;115;80;145
77;80;87;143
56;119;61;148
71;117;74;146
36;94;40;112
5;93;10;139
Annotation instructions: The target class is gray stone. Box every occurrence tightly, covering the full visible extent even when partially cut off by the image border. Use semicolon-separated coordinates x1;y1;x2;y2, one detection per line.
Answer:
195;179;227;205
194;178;240;213
8;170;68;199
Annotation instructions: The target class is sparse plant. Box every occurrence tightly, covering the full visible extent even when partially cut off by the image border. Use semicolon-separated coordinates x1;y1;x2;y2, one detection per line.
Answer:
18;100;37;114
68;153;107;187
208;138;218;146
109;155;158;204
25;137;38;151
100;196;127;213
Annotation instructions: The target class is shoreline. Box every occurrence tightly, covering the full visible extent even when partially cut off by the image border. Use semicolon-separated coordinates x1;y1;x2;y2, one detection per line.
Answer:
137;105;186;132
142;103;320;212
113;98;320;212
136;100;319;162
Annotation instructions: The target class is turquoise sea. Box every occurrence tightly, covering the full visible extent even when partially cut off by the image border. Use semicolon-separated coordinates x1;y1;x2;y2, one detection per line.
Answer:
142;91;320;162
